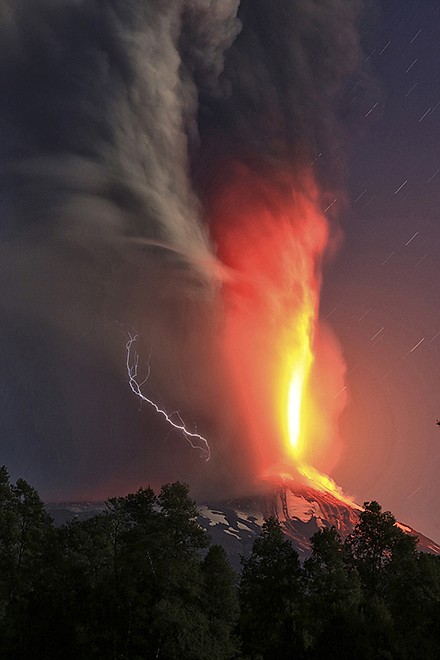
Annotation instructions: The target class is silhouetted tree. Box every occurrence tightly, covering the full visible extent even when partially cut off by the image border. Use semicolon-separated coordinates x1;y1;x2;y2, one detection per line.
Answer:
60;482;216;659
305;526;362;657
344;501;420;658
0;466;60;659
55;481;227;659
240;517;305;659
345;501;417;595
202;544;240;659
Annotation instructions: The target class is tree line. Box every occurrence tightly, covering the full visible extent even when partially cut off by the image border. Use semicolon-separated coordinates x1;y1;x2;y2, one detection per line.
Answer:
0;465;439;659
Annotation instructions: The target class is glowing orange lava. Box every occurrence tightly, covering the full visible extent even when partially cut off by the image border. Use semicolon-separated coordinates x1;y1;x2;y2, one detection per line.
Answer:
284;306;314;457
208;160;350;502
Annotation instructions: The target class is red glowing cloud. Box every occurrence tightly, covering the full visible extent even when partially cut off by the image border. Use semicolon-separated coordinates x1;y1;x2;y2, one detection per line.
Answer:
207;160;349;499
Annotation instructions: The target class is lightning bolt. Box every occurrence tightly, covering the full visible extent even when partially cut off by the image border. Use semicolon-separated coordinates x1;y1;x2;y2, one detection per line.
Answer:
125;334;211;461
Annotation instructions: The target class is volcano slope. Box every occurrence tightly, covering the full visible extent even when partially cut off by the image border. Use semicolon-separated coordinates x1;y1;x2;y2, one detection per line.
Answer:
197;484;440;570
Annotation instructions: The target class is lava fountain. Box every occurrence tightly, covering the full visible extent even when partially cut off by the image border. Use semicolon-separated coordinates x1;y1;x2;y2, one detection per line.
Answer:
208;160;351;503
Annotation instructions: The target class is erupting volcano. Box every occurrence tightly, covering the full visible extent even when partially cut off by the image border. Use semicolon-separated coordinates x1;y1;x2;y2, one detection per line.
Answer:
208;162;349;503
1;0;439;551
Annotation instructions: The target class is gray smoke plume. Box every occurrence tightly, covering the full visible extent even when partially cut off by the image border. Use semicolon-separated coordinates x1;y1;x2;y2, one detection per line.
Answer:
0;0;368;498
195;0;365;210
0;1;241;270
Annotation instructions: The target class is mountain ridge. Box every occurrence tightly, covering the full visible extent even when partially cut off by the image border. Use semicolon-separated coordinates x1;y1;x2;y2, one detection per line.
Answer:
47;484;440;571
197;484;440;569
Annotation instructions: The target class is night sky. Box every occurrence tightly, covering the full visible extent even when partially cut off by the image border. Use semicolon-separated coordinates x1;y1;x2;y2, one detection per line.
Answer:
0;1;439;543
326;0;440;542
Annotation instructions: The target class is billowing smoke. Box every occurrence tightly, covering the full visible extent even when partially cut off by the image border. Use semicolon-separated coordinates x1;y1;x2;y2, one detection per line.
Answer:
0;0;367;499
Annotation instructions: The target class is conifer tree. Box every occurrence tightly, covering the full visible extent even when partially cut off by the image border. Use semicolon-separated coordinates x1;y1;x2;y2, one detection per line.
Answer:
240;517;305;659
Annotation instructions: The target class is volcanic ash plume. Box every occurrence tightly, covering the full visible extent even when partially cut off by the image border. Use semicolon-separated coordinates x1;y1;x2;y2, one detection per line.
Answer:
0;0;365;499
197;0;364;498
205;163;349;498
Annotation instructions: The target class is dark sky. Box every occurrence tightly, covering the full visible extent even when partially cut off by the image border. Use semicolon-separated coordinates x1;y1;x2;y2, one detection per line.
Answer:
325;0;440;542
0;1;439;543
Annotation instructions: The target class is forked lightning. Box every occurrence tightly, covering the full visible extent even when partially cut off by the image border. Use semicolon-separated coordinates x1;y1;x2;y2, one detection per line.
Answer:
126;334;210;460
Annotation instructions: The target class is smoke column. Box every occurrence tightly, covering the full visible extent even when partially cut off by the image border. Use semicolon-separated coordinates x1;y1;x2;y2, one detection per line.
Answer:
0;1;367;498
197;1;364;493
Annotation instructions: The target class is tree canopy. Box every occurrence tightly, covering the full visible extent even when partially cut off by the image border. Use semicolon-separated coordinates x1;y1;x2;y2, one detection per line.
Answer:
0;469;439;659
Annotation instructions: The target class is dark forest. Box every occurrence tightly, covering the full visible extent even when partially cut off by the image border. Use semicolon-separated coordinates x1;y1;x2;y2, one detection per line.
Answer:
0;466;439;659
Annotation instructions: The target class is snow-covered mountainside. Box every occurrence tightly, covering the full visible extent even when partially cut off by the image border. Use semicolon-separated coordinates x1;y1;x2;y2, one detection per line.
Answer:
197;485;440;570
47;485;440;572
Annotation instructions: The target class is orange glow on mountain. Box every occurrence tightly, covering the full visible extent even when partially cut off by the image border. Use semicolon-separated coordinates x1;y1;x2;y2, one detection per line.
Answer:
207;159;349;501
